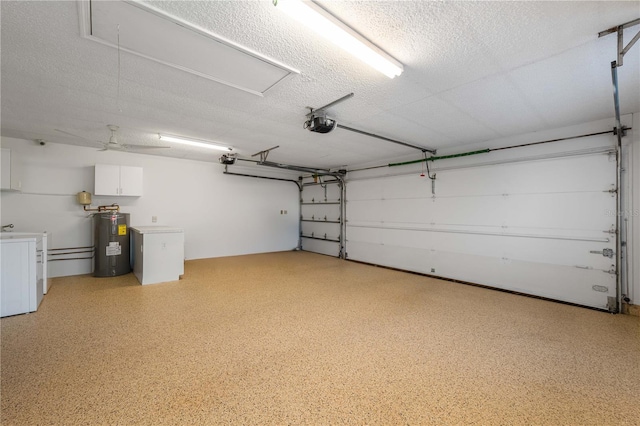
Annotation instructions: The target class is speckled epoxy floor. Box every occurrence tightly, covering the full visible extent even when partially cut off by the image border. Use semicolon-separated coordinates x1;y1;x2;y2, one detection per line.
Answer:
2;251;639;425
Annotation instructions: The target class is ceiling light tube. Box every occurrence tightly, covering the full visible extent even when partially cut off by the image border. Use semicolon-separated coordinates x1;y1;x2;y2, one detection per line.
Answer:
159;134;231;151
273;0;403;78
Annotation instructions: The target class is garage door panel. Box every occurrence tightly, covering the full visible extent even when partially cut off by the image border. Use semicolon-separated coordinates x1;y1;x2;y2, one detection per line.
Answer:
364;193;615;231
429;196;507;226
346;240;615;309
372;227;614;268
425;167;510;197
302;239;341;257
302;183;341;201
301;203;341;219
505;193;616;230
348;180;382;200
498;235;615;269
302;221;339;237
436;251;616;309
404;155;615;197
347;226;383;245
347;200;383;222
346;241;390;267
502;154;616;193
374;154;615;198
379;198;432;223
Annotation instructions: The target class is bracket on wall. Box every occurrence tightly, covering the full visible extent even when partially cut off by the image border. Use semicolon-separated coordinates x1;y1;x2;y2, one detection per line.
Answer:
251;145;280;163
598;18;640;67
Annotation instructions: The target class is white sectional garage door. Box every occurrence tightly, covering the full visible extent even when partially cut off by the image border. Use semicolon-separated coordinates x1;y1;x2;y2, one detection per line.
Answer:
346;151;617;310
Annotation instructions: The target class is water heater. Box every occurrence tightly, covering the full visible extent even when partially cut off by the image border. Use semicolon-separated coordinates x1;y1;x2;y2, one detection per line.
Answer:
93;212;131;277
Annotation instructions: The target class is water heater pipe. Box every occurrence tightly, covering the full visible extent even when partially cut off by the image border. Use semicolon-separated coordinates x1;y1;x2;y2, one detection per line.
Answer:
83;204;120;213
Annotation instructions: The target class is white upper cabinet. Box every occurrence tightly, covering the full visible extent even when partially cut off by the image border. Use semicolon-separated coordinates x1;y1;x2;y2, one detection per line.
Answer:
95;164;143;196
1;148;22;191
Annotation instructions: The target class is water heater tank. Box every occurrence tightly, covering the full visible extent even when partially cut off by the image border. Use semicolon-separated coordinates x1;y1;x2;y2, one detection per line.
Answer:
93;212;131;277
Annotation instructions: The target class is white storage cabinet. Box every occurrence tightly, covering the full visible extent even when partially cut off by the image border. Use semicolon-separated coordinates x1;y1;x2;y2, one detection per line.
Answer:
95;164;143;196
130;226;184;285
1;236;44;317
1;148;22;191
3;232;50;294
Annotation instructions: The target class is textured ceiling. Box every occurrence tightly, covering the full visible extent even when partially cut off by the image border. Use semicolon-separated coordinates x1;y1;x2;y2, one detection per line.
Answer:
1;1;638;169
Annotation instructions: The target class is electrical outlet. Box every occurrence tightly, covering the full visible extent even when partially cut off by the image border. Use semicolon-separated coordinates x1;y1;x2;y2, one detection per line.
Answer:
284;210;287;214
152;216;157;223
280;210;283;214
431;268;435;273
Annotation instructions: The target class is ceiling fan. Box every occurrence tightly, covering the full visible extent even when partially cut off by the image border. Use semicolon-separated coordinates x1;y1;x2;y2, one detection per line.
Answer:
55;125;170;151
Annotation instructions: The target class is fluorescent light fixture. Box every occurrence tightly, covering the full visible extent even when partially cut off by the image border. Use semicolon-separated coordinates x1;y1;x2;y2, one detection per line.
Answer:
273;0;403;78
159;134;231;151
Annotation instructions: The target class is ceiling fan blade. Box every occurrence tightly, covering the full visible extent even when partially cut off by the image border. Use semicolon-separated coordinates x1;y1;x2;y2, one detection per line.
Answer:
54;128;91;140
58;126;170;152
55;129;105;147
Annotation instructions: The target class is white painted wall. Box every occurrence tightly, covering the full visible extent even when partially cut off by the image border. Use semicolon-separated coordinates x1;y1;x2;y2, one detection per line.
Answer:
346;115;639;308
0;137;300;278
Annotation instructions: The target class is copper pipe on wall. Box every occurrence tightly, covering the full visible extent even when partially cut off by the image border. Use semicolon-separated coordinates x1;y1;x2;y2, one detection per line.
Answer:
83;204;120;213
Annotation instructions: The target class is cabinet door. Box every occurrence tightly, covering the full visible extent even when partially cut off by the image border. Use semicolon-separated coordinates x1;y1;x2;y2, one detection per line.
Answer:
1;242;31;317
1;149;11;190
95;164;120;196
120;166;143;196
1;148;21;191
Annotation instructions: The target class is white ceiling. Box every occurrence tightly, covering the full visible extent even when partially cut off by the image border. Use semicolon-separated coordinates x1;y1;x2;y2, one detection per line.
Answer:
1;1;638;170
